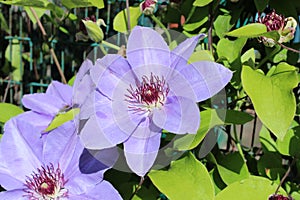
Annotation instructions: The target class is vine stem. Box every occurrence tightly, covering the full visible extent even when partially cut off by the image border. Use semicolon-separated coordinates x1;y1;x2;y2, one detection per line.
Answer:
274;158;296;195
151;15;171;45
276;42;300;54
125;0;131;31
29;7;67;84
128;177;145;200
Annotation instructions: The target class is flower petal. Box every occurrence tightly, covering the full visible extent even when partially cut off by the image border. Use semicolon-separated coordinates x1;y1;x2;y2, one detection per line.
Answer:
22;93;65;116
171;34;205;71
124;118;161;176
70;180;122;200
0;190;26;200
0;118;42;183
127;26;170;69
92;54;136;99
46;81;73;106
152;96;200;134
174;61;233;102
79;147;119;174
42;121;78;172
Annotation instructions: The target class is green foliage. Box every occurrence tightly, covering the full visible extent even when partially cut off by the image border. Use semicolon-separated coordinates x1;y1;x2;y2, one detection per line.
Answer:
193;0;213;7
82;20;104;42
149;152;214;200
242;64;298;140
113;7;142;33
0;103;23;123
44;108;79;132
61;0;104;9
215;176;286;200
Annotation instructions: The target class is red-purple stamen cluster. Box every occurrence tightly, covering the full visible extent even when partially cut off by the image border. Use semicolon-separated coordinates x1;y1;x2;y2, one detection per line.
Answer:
258;10;286;31
269;194;292;200
126;73;169;114
24;164;68;199
141;0;157;10
79;15;96;35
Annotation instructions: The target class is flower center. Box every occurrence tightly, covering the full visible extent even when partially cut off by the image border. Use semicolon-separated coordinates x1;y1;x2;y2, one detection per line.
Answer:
23;164;68;200
259;10;285;31
125;73;169;114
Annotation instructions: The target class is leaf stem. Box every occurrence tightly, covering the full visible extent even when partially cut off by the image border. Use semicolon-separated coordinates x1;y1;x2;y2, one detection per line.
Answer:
255;45;280;69
274;158;296;195
151;15;172;45
276;42;300;54
102;40;121;51
125;0;131;31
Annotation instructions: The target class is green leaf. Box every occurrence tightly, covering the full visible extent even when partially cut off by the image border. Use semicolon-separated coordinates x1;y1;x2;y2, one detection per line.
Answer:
216;152;249;185
272;49;288;63
59;26;69;34
113;7;142;33
215;176;286;200
62;0;104;9
189;50;214;63
241;64;298;140
259;125;278;152
216;37;247;63
174;109;253;150
0;0;51;7
82;20;104;42
149;152;214;200
183;17;208;32
0;103;24;123
214;14;234;38
0;12;9;32
277;126;300;158
257;152;283;180
226;23;280;41
241;48;255;68
68;75;76;86
193;0;213;7
45;108;80;132
5;38;24;81
24;7;46;24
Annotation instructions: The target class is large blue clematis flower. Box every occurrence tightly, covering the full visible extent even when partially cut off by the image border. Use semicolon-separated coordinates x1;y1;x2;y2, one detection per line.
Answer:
77;26;233;176
0;115;122;200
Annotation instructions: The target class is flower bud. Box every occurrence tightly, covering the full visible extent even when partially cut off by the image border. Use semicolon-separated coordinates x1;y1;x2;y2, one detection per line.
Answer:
140;0;157;15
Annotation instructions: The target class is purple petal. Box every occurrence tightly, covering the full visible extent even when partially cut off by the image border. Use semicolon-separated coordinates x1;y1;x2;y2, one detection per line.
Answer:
0;118;42;183
0;190;26;200
124;118;161;176
0;168;24;190
69;181;122;200
92;54;136;99
73;72;94;107
79;147;119;174
174;61;233;102
46;81;73;106
42;121;78;172
73;59;93;88
127;26;170;69
22;93;66;116
152;96;200;134
16;111;52;131
171;34;205;71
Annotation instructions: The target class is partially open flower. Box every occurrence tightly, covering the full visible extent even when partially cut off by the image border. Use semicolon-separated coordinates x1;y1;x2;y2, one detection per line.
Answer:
140;0;157;15
76;16;106;42
258;10;297;47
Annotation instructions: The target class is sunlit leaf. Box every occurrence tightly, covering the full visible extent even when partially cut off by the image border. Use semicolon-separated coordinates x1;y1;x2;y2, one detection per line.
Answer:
113;7;142;33
24;7;46;24
149;152;214;200
193;0;213;7
82;20;104;42
215;176;286;200
62;0;104;9
0;103;24;123
242;64;298;140
45;108;79;132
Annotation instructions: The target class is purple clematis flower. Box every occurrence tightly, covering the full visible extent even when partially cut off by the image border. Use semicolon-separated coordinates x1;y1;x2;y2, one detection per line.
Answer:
78;26;232;176
0;114;122;200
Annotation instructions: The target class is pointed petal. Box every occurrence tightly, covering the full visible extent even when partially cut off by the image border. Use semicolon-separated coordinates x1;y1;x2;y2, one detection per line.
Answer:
92;54;136;99
0;118;42;183
79;147;119;174
22;93;65;116
46;81;73;106
152;96;200;134
82;180;122;200
175;61;232;101
0;167;24;190
0;190;26;200
171;34;205;71
124;118;161;176
127;26;170;69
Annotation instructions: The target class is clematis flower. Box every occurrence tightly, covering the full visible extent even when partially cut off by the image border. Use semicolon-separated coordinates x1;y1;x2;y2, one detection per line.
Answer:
0;115;122;200
77;26;232;176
